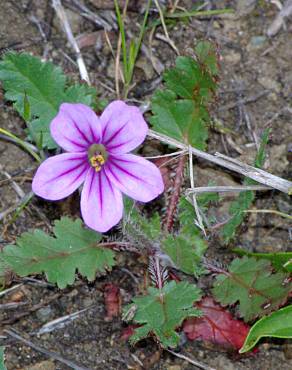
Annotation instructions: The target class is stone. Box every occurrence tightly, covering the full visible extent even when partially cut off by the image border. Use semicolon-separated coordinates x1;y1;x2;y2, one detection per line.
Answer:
247;35;267;51
224;50;241;65
36;306;53;322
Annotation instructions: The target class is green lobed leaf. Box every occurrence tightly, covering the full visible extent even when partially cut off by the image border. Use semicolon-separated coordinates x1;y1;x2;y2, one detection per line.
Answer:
160;198;209;276
65;84;96;106
0;52;96;148
221;129;270;243
1;217;115;288
164;49;217;101
125;280;202;348
0;256;8;289
0;347;7;370
150;41;219;150
123;198;208;276
240;305;292;353
233;249;292;273
212;256;291;322
151;89;209;149
194;40;219;76
162;228;207;276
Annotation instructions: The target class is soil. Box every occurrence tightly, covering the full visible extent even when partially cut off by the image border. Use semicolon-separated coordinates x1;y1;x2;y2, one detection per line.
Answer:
0;0;292;369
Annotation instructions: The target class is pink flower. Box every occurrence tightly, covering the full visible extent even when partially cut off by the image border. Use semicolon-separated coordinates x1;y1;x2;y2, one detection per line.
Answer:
32;101;164;232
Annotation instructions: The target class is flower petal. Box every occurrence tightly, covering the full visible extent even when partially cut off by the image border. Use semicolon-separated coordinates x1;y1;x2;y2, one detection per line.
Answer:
81;168;123;232
105;154;164;202
100;100;148;154
50;103;102;152
32;153;88;200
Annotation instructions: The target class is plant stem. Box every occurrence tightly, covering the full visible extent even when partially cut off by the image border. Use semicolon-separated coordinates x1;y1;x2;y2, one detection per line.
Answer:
163;154;187;232
114;0;152;99
165;8;234;19
243;209;292;220
0;128;41;163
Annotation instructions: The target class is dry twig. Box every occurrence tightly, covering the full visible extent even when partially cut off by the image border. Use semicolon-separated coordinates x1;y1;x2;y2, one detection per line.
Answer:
153;0;179;55
186;185;271;195
0;284;23;298
267;0;292;36
64;0;113;30
34;307;92;335
4;329;90;370
147;129;292;194
218;90;269;112
188;146;206;235
52;0;91;84
166;349;216;370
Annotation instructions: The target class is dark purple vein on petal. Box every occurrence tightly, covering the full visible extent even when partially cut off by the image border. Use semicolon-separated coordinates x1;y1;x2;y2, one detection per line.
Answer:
66;166;89;189
103;122;128;146
71;119;91;144
46;160;88;184
98;172;103;214
86;168;95;202
109;161;145;182
107;139;132;151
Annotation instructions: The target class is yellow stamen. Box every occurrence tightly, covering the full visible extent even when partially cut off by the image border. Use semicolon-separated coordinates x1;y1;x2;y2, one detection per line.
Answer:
89;154;105;172
95;154;105;165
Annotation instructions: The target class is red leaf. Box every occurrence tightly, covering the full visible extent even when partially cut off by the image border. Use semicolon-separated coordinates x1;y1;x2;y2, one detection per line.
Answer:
103;283;121;320
183;297;250;351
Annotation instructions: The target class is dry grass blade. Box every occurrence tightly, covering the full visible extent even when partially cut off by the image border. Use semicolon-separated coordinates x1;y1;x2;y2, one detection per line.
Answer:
147;129;292;194
186;185;272;195
166;349;216;370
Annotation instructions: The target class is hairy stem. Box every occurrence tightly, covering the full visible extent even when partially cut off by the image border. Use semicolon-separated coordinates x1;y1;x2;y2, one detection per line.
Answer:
163;154;187;232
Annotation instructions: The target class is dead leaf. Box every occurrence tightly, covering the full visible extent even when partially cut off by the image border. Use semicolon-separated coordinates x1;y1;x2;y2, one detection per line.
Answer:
183;297;250;351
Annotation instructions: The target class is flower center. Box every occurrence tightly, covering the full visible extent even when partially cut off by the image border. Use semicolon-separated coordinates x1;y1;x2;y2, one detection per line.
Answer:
88;144;108;172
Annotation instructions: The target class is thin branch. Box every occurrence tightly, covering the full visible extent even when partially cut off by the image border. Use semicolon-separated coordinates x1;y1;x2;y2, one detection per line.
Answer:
188;145;206;236
145;150;187;159
52;0;90;84
218;90;269;112
4;329;90;370
2;293;61;325
243;209;292;220
34;307;92;335
0;301;28;310
115;32;122;99
186;185;272;195
63;0;113;30
0;170;25;197
166;349;216;370
153;0;179;55
147;129;292;194
0;284;23;298
267;0;292;36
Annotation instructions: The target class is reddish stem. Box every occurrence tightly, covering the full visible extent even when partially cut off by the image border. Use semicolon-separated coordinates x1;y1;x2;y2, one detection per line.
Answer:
163;154;187;232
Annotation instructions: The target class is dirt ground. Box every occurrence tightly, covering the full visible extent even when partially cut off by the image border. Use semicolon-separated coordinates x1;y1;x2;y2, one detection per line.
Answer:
0;0;292;369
